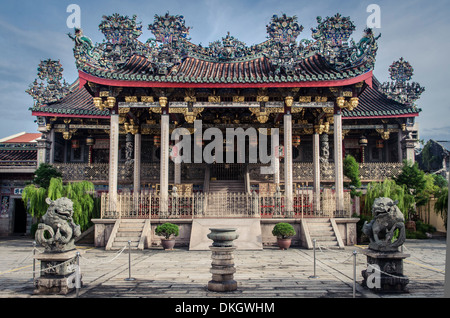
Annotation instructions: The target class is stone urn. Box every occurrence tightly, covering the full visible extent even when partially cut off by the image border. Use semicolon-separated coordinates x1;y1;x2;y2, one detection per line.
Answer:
207;228;239;292
207;228;239;247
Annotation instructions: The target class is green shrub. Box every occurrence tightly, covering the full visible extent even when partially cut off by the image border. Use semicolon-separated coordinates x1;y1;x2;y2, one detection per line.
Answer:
155;223;179;239
272;223;296;239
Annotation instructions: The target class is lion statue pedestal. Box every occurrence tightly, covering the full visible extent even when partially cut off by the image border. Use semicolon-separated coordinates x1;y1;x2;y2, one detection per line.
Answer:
360;198;410;293
33;197;82;295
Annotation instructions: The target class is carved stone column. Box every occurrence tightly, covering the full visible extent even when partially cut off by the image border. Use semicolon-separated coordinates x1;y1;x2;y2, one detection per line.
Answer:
109;113;119;212
334;109;345;213
284;114;293;214
313;132;321;212
134;133;141;194
160;114;170;215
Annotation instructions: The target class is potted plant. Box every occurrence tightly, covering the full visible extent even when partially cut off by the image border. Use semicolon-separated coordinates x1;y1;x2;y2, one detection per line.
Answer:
272;223;296;250
155;223;179;250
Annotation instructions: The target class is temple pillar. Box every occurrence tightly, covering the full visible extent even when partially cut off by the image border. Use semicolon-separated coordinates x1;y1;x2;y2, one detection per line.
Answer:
160;114;170;215
313;132;321;212
334;109;345;213
174;162;181;185
109;113;119;212
134;133;141;194
284;114;293;214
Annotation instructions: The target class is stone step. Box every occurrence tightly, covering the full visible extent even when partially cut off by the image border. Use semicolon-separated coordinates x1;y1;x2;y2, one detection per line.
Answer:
115;236;140;242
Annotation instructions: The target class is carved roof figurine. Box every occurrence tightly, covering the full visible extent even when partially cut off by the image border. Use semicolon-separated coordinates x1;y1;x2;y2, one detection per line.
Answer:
379;58;425;106
26;59;70;106
68;12;381;84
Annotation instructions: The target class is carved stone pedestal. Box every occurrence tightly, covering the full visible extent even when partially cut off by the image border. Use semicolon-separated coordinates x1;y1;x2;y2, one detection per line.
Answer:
207;228;239;292
361;249;410;294
34;250;81;295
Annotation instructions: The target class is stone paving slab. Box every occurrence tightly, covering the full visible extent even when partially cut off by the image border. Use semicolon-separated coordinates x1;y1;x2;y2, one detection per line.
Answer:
0;237;446;300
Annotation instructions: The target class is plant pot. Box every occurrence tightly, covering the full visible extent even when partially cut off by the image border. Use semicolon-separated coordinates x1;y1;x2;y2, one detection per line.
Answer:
277;238;292;250
406;221;416;232
161;239;176;250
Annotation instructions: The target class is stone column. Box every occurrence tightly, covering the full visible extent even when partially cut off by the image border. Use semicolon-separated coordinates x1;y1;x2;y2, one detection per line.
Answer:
284;114;293;214
313;132;321;212
160;114;170;215
109;113;119;212
334;109;345;213
36;133;51;165
174;162;181;185
134;133;141;194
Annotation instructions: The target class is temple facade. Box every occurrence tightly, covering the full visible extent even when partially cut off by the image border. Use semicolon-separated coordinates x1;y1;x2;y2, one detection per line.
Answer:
26;13;424;249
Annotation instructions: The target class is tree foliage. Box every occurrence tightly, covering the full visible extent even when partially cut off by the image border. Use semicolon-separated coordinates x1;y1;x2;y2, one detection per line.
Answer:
364;179;415;220
32;163;62;189
394;160;426;202
434;187;448;230
22;177;96;232
343;155;362;197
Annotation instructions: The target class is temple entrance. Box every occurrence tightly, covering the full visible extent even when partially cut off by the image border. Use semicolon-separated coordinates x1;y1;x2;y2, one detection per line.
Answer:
210;163;245;181
13;199;27;234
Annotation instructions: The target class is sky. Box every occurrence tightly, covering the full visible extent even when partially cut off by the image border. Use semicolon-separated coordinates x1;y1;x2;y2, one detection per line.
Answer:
0;0;449;145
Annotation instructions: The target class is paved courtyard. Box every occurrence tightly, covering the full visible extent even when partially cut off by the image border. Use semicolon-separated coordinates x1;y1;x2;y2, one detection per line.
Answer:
0;237;446;299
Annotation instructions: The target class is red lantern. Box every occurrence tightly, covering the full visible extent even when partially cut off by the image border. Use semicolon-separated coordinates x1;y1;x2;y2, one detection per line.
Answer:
376;140;384;149
71;140;80;149
154;136;161;147
293;136;301;147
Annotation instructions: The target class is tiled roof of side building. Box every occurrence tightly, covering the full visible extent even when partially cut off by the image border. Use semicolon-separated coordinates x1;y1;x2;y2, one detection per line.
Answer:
30;80;110;117
342;77;421;118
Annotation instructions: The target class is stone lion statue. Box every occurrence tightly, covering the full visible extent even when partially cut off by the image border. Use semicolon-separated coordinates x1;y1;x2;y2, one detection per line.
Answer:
35;197;81;252
362;197;406;252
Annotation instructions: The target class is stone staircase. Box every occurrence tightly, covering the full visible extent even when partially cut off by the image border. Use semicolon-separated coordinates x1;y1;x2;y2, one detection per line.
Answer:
304;219;344;249
208;180;245;193
106;219;151;251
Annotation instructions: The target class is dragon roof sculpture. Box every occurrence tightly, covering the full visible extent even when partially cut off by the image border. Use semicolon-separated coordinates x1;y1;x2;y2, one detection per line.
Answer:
67;12;381;84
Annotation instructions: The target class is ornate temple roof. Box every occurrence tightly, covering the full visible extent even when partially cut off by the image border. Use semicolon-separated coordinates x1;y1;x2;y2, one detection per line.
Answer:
30;76;420;120
69;13;380;87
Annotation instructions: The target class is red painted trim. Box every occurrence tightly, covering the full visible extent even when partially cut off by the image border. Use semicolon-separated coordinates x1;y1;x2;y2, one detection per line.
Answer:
79;70;373;89
32;111;109;119
342;113;419;120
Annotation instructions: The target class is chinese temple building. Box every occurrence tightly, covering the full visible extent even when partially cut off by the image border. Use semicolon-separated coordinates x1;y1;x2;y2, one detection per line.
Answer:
26;13;424;249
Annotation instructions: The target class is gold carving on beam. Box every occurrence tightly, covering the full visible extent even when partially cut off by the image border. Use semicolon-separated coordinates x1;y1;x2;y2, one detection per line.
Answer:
119;107;130;114
124;119;139;135
256;95;269;103
159;97;168;108
315;96;328;103
336;97;345;108
285;96;294;107
233;96;245;103
329;87;339;93
376;129;391;140
314;124;325;135
347;97;359;111
208;96;221;103
141;96;154;103
322;107;334;114
343;91;353;98
149;107;162;114
291;107;304;114
356;81;364;88
94;97;116;110
125;96;138;103
303;128;314;135
99;91;110;97
342;129;350;140
299;96;312;103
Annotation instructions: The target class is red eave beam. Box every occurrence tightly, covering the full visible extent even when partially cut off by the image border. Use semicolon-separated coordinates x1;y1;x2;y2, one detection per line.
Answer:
79;70;374;89
32;111;109;119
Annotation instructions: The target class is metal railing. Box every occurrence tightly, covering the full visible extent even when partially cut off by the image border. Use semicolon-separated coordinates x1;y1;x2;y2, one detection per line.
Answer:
100;189;352;219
